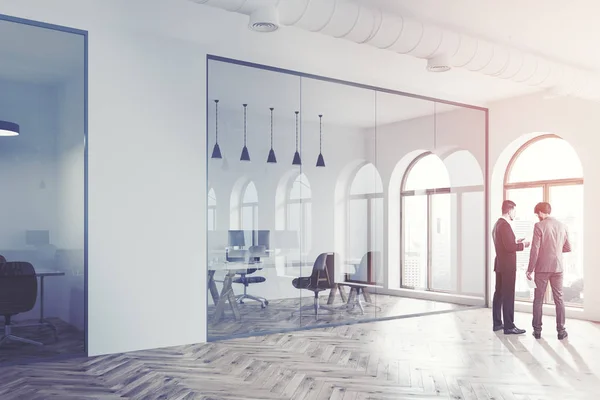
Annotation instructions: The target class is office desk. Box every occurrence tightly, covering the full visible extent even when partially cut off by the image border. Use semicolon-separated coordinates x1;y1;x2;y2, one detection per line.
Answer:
208;261;275;324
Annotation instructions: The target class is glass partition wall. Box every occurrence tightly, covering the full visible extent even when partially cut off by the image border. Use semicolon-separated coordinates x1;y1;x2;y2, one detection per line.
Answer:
206;56;487;341
0;17;86;362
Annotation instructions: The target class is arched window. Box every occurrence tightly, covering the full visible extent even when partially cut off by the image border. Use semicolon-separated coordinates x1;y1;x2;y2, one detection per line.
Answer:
401;153;452;291
504;134;584;306
348;163;384;285
208;188;217;231
286;174;312;253
241;181;258;231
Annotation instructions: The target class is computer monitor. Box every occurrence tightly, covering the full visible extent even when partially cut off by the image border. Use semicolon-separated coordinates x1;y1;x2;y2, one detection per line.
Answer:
227;230;246;247
255;230;270;250
26;230;50;246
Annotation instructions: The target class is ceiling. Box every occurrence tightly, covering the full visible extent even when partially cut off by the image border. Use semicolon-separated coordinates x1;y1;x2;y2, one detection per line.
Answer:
361;0;600;71
0;19;84;84
196;0;600;105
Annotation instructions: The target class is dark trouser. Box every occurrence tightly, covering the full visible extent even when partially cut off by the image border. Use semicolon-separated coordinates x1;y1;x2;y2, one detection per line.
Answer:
533;272;566;334
492;268;516;329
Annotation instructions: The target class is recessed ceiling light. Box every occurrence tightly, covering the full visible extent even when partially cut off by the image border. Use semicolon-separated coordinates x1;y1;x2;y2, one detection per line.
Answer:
249;6;280;32
427;54;451;73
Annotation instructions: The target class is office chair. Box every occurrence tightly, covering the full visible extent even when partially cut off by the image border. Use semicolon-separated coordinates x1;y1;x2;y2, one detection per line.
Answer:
232;246;268;308
0;261;42;346
292;253;337;318
344;251;382;314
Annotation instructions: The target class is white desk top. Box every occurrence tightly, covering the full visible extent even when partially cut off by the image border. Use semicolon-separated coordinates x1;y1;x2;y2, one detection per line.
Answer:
35;270;66;277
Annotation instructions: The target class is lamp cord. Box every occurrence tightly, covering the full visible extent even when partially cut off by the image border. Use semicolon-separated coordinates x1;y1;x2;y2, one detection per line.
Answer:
214;99;219;142
270;107;274;148
243;103;247;146
319;114;323;152
295;111;299;150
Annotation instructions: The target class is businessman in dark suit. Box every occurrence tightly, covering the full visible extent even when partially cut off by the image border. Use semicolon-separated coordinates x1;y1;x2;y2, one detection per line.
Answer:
492;200;530;334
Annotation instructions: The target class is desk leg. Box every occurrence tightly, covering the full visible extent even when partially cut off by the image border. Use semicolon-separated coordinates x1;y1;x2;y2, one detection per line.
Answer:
327;284;337;305
362;288;372;303
339;285;348;303
38;276;57;338
327;284;348;305
207;270;220;305
212;272;241;324
39;276;45;323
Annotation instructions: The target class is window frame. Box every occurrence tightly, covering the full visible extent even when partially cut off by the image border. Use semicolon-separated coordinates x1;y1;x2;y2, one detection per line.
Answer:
503;134;584;307
401;151;483;294
240;181;258;231
208;188;217;231
286;174;312;254
347;164;384;285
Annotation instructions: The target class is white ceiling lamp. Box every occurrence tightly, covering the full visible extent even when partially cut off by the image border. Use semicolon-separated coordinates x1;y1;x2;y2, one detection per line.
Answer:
249;5;280;32
426;53;451;72
0;120;19;136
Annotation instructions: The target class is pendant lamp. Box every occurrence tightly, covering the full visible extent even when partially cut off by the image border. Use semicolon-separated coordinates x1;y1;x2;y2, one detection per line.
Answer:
316;114;325;167
240;103;250;161
0;120;19;136
267;107;277;163
292;111;301;166
211;100;222;159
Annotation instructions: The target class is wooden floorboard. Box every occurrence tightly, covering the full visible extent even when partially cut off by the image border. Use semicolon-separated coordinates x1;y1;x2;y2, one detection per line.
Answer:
0;308;599;399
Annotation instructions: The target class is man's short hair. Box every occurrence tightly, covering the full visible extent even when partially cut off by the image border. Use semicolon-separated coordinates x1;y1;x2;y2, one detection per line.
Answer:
534;202;551;215
502;200;516;214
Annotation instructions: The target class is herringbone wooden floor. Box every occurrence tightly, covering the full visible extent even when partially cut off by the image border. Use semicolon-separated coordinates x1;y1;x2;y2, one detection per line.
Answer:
1;308;598;399
208;293;467;340
0;318;84;364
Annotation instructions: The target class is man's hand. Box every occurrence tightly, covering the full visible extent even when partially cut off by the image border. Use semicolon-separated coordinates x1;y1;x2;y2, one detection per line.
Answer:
526;271;533;281
517;238;525;243
523;241;531;248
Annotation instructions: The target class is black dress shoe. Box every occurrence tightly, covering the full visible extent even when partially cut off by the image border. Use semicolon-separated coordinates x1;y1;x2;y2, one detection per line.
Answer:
493;325;504;332
533;332;541;339
558;331;568;340
504;327;526;335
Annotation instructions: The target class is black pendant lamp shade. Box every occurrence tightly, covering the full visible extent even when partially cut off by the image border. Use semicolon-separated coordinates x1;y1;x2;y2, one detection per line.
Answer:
0;120;19;136
240;103;250;161
267;107;277;163
316;114;325;167
211;99;222;159
292;111;301;166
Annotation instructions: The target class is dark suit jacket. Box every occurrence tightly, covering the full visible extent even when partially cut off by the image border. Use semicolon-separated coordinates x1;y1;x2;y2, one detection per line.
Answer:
492;218;524;272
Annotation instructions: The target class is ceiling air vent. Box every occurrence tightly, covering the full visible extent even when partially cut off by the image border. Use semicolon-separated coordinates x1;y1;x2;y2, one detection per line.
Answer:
426;54;451;73
249;6;279;33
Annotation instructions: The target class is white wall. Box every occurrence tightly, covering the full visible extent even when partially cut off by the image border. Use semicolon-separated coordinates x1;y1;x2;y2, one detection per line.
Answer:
1;0;462;356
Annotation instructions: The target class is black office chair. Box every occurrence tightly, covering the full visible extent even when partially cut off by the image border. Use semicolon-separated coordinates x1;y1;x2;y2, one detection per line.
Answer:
292;253;337;317
232;246;268;308
0;261;42;346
